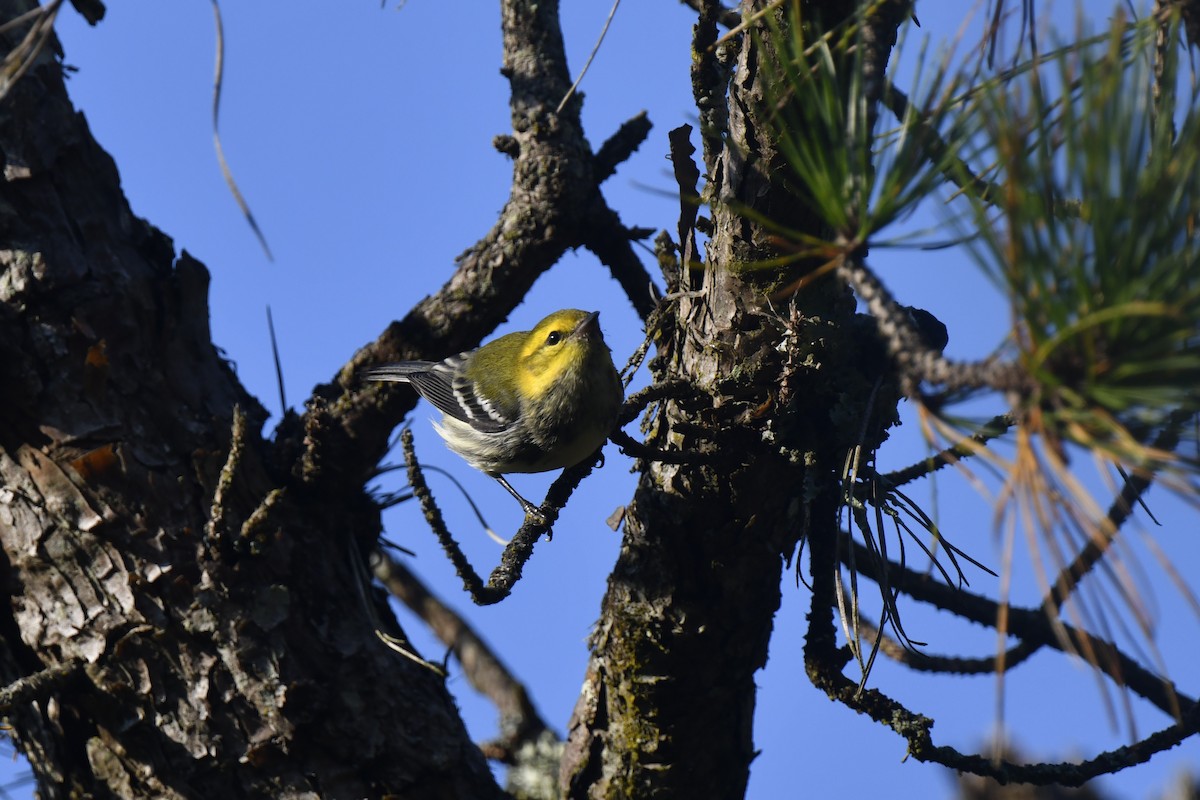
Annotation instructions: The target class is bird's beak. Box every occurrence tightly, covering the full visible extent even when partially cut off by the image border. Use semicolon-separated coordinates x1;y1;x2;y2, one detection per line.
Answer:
571;311;601;340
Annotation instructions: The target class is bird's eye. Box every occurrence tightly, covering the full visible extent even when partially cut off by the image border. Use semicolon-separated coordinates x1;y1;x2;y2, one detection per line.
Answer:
546;331;562;346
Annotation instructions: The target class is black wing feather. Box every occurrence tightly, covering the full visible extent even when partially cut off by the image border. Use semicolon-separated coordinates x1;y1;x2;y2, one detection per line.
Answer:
364;356;510;433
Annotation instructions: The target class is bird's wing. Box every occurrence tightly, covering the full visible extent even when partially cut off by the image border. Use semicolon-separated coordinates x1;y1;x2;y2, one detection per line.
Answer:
366;356;513;433
446;357;515;433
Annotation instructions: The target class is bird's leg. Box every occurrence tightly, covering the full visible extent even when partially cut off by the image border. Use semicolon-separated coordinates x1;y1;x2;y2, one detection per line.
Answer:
491;473;547;527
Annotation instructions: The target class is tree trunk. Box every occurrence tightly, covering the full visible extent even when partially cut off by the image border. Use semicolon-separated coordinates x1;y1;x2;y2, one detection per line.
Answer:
559;3;886;797
0;3;500;796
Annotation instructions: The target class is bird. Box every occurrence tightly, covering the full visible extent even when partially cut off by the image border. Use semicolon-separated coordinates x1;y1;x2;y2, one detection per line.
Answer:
364;309;624;519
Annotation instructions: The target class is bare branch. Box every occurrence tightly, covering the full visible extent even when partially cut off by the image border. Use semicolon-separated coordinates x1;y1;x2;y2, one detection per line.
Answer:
837;253;1028;395
401;429;603;605
840;533;1195;718
610;429;709;464
0;662;80;714
809;506;1199;785
583;201;661;322
852;611;1040;675
594;111;652;182
877;413;1015;488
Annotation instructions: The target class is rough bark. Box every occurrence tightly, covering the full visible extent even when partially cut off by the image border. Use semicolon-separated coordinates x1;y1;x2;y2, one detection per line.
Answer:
559;2;893;797
0;2;500;797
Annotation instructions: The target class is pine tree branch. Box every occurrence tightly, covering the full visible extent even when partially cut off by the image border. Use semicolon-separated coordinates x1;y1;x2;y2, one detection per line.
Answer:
837;253;1028;394
808;518;1198;785
838;533;1195;718
848;612;1041;676
593;111;652;182
875;413;1015;488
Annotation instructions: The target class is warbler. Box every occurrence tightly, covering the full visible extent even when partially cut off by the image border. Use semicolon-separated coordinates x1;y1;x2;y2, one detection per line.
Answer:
364;309;623;517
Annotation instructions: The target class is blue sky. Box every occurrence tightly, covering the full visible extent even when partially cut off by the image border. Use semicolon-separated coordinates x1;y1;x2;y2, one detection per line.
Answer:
7;2;1193;798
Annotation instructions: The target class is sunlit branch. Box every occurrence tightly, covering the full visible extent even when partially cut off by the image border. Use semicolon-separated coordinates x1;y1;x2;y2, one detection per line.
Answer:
877;413;1014;488
837;253;1027;396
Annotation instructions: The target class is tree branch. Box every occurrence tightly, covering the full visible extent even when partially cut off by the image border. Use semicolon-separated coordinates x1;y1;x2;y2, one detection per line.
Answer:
594;111;652;182
583;199;661;322
316;0;660;493
402;429;602;605
837;253;1028;395
840;533;1195;718
0;662;80;714
851;612;1041;676
809;517;1199;785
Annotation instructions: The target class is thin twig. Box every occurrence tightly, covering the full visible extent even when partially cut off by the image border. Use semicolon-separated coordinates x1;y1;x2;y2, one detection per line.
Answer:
210;0;273;261
266;306;287;412
617;379;696;426
877;413;1015;488
852;611;1041;675
0;661;80;713
609;429;708;465
556;0;621;114
401;429;599;605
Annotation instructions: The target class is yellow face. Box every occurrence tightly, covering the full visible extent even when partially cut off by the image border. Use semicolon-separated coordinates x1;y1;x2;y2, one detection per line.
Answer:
516;309;595;401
